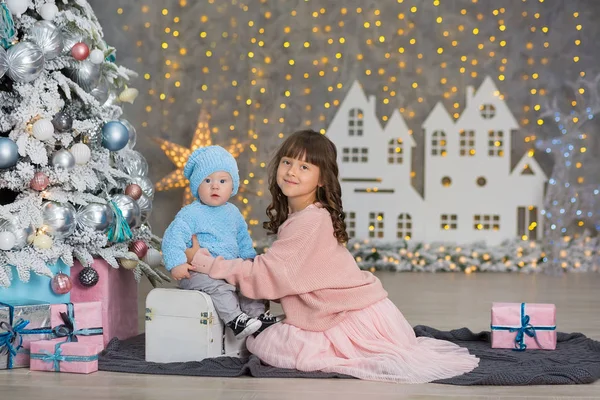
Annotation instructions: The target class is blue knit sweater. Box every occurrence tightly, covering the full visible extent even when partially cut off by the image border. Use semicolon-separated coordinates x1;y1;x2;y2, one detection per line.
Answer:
161;201;256;271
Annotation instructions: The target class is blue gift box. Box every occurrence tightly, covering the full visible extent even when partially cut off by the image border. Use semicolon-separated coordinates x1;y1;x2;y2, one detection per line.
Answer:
0;260;71;305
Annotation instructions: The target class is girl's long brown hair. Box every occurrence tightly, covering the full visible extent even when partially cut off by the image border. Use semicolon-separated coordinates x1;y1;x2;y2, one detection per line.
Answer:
263;129;349;244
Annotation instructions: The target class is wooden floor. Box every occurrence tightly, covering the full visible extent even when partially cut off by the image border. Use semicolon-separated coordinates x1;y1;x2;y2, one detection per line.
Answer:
2;272;599;399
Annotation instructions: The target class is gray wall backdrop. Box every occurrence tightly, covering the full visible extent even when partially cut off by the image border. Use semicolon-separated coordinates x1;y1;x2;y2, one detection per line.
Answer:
90;0;600;240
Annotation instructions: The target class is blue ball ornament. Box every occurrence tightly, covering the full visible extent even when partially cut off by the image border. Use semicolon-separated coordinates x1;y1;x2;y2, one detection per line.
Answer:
0;137;19;169
101;121;129;151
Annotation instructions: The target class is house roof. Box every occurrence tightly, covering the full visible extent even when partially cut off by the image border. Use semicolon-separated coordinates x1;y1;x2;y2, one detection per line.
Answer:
422;101;454;129
385;109;416;146
511;153;548;180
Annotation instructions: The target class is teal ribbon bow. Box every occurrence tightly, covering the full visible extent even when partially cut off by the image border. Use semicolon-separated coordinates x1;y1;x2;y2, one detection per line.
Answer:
0;2;16;49
30;341;99;371
491;303;556;351
0;302;53;369
52;303;103;342
107;200;133;243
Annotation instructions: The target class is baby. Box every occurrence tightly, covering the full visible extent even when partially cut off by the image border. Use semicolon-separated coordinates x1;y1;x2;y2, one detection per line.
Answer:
162;145;274;338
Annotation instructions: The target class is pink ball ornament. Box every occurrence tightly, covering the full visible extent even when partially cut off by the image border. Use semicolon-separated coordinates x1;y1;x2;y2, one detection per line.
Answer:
125;184;143;201
71;42;90;61
51;272;72;295
130;240;148;259
30;172;50;191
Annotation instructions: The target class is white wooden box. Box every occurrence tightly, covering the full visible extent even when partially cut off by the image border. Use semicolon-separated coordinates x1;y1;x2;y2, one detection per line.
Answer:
145;288;247;363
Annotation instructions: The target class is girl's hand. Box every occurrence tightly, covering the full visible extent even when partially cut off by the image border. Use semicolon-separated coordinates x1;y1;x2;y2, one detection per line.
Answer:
185;235;211;263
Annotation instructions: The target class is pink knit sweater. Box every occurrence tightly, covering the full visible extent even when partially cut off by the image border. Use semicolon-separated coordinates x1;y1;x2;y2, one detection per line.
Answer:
191;204;388;331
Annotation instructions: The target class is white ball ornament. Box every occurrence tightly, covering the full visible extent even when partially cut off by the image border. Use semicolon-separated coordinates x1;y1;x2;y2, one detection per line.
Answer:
142;248;163;267
69;143;91;165
33;233;53;249
32;119;54;141
6;0;29;16
39;3;59;20
0;231;16;251
89;49;104;65
119;252;139;270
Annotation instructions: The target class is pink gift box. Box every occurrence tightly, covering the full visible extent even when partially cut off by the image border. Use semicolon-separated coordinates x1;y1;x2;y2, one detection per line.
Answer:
50;302;104;349
70;258;138;347
30;339;102;374
491;302;557;350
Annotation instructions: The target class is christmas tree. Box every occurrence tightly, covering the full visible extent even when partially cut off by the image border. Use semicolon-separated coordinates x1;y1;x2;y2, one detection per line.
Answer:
0;0;169;290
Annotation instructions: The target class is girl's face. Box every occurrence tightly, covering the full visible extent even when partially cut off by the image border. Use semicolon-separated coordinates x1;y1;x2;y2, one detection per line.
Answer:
276;155;321;208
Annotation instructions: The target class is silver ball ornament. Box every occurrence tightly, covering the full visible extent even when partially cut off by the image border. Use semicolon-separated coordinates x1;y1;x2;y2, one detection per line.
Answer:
30;21;63;60
143;248;163;268
42;201;77;239
111;194;141;228
6;41;45;83
51;149;76;170
61;29;91;55
76;203;114;232
66;60;100;92
0;137;19;169
119;119;137;149
137;193;153;223
118;151;148;177
90;77;110;104
101;121;129;151
0;47;8;80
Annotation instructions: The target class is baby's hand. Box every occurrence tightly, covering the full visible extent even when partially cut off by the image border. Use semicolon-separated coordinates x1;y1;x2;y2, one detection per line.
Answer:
171;263;196;280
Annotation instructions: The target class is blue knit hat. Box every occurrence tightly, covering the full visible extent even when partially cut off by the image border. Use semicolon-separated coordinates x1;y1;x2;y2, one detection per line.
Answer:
183;146;240;199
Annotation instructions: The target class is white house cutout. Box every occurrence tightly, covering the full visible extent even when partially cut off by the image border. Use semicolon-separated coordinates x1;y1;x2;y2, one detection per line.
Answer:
326;77;547;245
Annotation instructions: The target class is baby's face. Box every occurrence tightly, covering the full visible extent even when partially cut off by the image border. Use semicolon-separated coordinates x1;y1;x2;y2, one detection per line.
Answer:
198;171;234;206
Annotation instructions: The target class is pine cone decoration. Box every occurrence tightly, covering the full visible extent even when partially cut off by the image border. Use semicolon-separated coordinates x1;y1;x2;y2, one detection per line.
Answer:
78;267;99;287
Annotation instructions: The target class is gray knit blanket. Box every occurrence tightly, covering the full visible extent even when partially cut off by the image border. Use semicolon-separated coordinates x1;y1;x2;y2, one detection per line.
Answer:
98;326;600;385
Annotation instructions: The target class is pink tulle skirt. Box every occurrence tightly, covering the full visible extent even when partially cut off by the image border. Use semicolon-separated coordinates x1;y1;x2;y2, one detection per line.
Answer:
246;298;479;383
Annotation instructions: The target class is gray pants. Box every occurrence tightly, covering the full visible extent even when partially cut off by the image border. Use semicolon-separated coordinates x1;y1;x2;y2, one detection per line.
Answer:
179;271;265;324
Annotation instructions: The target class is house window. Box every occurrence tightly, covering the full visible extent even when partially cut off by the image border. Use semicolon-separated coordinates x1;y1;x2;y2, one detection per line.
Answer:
480;104;496;119
441;176;452;187
342;147;368;163
388;139;403;164
440;214;457;230
517;206;538;240
474;215;500;231
397;213;412;240
346;211;356;238
348;108;364;136
488;130;504;156
431;131;447;156
369;212;384;238
459;130;476;156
